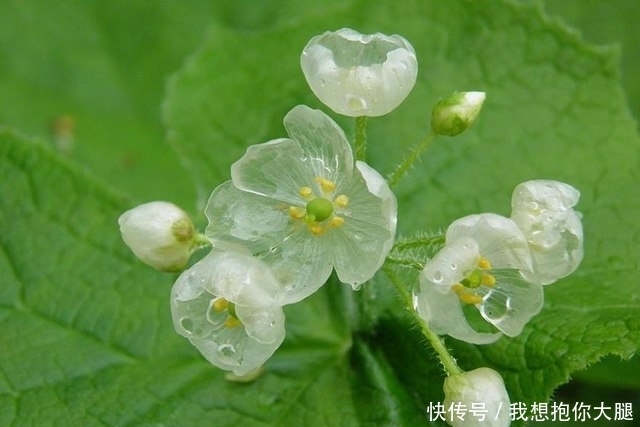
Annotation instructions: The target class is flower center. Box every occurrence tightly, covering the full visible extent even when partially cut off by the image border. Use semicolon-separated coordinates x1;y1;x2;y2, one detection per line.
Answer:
209;297;242;328
452;257;496;305
306;198;333;222
288;176;349;236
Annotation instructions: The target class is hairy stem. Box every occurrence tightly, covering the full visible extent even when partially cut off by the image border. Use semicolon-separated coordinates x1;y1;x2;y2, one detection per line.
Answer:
387;131;436;188
382;262;463;376
354;116;368;162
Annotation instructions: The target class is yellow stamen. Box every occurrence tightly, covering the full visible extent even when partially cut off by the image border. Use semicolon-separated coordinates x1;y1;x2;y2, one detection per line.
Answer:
315;177;336;193
329;216;345;228
477;257;492;270
288;206;306;219
481;273;496;287
213;298;229;312
459;293;484;305
224;316;242;328
334;194;349;208
299;186;313;198
309;224;324;235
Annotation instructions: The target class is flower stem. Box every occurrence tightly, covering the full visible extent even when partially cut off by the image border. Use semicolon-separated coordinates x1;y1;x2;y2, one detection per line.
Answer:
382;262;463;377
354;116;368;161
387;130;436;188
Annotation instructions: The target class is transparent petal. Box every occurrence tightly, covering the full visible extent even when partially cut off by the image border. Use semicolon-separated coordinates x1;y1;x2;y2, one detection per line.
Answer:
415;238;501;345
206;181;331;304
477;269;544;337
236;304;285;345
511;180;584;284
332;162;397;288
300;29;418;117
283;105;353;184
170;252;285;376
446;213;532;272
205;181;292;255
260;228;334;305
230;138;314;205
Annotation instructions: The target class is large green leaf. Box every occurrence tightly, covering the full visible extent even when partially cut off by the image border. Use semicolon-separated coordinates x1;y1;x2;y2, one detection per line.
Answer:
164;0;640;423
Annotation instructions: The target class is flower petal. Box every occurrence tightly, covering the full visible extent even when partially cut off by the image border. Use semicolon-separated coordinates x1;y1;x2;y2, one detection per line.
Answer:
511;180;584;284
446;213;532;272
301;28;418;117
231;138;314;205
170;250;286;376
283;105;353;182
478;269;544;337
415;237;502;345
205;181;332;304
332;162;397;288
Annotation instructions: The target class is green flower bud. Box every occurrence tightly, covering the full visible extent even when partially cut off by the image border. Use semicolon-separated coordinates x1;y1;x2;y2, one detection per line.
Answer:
431;91;486;136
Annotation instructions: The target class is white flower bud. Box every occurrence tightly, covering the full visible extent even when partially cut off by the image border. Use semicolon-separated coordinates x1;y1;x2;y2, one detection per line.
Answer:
444;367;511;427
301;28;418;117
431;91;486;136
118;201;197;272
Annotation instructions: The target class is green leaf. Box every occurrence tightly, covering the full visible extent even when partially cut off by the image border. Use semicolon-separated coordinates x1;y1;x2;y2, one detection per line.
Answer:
164;0;640;423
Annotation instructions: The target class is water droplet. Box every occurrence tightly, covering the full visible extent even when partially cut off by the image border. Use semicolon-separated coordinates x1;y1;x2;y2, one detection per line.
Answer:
347;95;367;111
218;344;236;357
353;232;364;241
450;263;457;270
180;318;194;334
269;246;279;253
432;271;443;283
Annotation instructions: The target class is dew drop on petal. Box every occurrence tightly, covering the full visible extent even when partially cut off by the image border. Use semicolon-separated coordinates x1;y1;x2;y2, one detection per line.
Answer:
450;263;457;270
432;271;443;283
218;344;236;358
180;318;194;334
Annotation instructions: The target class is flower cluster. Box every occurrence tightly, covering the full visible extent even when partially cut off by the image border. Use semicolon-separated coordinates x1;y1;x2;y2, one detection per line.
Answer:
117;26;585;425
414;180;583;344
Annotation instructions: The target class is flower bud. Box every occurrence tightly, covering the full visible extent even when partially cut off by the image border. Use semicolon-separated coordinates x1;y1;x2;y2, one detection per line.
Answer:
300;28;418;117
431;91;486;136
118;201;197;272
443;367;511;427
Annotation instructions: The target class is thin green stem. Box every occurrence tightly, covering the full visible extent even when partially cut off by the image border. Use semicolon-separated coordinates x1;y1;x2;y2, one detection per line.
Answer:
382;262;463;377
387;130;436;188
354;116;368;161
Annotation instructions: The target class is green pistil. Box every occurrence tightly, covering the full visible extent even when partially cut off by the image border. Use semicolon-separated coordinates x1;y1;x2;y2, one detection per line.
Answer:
460;269;483;288
306;198;334;222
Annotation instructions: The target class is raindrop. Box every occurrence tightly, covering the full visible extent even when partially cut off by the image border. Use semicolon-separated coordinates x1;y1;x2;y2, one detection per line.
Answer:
218;344;236;357
180;318;194;334
450;263;457;270
432;271;443;283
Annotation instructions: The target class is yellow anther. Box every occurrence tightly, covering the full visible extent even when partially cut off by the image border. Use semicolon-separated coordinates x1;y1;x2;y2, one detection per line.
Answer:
458;292;484;305
212;298;229;312
315;177;336;193
452;284;466;294
299;186;313;198
477;257;492;270
481;273;496;287
309;224;324;236
224;316;242;329
329;216;345;228
334;194;349;208
288;206;306;219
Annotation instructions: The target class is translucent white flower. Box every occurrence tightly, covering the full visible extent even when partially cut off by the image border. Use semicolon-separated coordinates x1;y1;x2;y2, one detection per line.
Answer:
414;213;543;344
431;91;486;136
301;28;418;117
118;201;198;272
171;246;285;376
206;105;397;304
443;367;511;427
511;180;584;285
